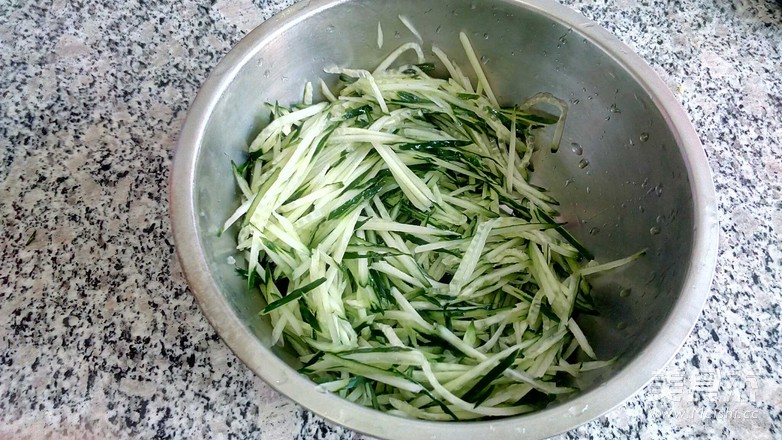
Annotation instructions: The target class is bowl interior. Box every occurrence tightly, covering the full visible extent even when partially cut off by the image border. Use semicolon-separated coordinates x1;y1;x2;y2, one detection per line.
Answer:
189;0;696;430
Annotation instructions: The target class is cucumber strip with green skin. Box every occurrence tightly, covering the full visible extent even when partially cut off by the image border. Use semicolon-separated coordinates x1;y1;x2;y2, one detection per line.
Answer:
359;218;458;237
261;277;327;314
448;218;499;296
311;354;425;393
396;91;424;103
299;300;321;334
327;176;389;221
398;139;473;150
415;62;435;72
568;317;597;359
368;269;395;305
339;73;358;84
250;102;329;153
398;141;483;169
536;210;594;260
342;250;406;260
579;249;647;276
371;141;434;211
462;348;521;403
312;121;343;158
241;169;279;229
344;104;373;119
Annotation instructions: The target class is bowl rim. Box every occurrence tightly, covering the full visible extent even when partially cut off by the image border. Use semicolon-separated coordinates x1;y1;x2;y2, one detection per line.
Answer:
169;0;719;438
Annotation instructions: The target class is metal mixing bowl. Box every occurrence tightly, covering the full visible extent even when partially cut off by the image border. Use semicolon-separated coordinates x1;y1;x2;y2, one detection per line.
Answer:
169;0;719;437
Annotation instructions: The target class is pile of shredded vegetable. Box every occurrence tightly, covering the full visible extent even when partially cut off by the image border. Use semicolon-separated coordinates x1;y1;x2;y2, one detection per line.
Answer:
224;31;643;420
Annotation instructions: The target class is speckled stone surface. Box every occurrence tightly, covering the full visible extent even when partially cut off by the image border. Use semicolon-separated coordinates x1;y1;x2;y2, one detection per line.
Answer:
0;0;780;438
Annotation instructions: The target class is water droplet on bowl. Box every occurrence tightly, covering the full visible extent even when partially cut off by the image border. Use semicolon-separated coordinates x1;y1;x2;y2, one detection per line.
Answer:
654;184;663;196
578;159;589;169
571;142;583;155
650;226;661;235
640;132;650;142
483;33;489;39
589;227;600;236
263;69;270;78
274;371;289;385
619;288;631;298
480;55;489;65
610;103;621;113
326;25;335;33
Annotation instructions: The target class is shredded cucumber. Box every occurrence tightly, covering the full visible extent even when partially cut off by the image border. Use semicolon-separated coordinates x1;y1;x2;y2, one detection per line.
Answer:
226;30;642;421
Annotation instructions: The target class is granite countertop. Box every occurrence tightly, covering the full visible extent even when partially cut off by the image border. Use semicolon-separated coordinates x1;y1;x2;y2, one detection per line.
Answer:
1;0;780;438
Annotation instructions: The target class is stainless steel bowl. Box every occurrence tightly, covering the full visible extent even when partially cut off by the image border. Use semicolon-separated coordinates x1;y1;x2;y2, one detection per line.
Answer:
169;0;719;438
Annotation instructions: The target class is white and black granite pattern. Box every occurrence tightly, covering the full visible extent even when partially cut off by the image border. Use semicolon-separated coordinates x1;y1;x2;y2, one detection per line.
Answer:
0;0;779;438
